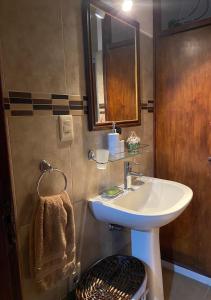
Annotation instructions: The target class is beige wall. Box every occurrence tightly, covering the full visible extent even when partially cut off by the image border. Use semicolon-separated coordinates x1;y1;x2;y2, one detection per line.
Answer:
0;0;154;300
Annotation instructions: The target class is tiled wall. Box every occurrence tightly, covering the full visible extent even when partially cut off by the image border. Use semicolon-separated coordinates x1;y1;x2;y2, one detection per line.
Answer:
3;91;87;116
0;0;154;300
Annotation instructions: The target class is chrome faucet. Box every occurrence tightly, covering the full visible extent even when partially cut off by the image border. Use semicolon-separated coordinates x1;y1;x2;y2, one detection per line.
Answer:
124;161;144;189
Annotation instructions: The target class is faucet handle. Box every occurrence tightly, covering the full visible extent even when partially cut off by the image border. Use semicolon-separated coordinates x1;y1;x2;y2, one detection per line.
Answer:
124;161;141;173
124;161;132;172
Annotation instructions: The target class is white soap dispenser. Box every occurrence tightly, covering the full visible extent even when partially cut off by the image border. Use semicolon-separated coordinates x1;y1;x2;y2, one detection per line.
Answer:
107;122;120;155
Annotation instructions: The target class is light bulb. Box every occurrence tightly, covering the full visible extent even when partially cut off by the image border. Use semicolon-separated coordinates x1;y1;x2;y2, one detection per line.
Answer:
95;13;104;19
95;9;105;19
122;0;133;12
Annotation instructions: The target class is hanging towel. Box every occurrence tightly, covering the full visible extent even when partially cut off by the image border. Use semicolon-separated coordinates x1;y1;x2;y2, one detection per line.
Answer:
30;191;76;290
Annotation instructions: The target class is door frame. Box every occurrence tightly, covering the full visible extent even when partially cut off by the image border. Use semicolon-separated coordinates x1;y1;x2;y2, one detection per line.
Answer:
0;72;22;300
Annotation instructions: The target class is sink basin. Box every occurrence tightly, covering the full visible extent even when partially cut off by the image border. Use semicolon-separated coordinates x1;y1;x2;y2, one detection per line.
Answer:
89;176;193;231
89;177;193;300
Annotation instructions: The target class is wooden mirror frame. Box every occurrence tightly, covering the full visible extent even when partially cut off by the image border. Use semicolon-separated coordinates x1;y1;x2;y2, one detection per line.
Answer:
82;0;141;131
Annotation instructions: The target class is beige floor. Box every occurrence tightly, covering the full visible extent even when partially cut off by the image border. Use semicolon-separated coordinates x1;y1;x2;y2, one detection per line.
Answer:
163;268;211;299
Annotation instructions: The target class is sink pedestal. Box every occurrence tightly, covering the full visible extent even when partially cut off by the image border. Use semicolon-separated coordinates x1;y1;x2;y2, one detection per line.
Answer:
131;229;164;300
89;177;192;299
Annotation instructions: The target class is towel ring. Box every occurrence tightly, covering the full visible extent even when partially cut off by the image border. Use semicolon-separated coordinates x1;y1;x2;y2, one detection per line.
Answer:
37;160;67;197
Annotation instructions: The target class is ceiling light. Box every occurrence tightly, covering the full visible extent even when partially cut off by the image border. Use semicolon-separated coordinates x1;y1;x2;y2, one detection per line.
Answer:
122;0;133;12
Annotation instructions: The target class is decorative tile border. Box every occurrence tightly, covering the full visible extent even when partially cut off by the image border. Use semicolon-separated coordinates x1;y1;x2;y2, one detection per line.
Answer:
4;91;87;116
3;91;154;116
141;100;154;113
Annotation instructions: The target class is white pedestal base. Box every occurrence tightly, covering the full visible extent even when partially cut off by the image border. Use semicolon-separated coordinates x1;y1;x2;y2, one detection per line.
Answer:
131;229;164;300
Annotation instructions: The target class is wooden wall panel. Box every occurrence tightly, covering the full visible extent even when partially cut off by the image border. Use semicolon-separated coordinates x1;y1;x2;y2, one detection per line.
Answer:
155;25;211;276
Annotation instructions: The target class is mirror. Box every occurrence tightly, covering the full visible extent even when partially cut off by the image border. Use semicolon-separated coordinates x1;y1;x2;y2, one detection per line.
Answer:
83;0;141;130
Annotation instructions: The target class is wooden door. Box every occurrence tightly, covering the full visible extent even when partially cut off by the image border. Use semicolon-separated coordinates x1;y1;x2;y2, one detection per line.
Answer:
156;25;211;276
0;74;22;299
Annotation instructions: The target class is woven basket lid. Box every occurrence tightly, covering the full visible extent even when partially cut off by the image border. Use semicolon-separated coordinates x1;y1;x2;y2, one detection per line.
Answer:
76;255;146;300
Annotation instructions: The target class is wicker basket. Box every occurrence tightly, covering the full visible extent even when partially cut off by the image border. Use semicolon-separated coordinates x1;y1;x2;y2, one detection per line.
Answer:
76;255;147;300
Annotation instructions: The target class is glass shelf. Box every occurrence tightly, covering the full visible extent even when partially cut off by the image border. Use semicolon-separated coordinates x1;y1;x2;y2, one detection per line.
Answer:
88;144;150;166
108;144;149;162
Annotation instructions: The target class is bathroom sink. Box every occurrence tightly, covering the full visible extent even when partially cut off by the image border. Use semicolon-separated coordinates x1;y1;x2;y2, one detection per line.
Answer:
89;176;193;231
89;177;193;300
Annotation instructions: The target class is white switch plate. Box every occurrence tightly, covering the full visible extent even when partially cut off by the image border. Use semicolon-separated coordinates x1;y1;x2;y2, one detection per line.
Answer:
59;115;74;143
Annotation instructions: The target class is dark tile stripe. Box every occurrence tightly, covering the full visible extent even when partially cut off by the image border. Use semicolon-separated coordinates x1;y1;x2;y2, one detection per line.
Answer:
4;92;87;115
10;98;32;104
69;101;83;110
4;104;10;110
33;99;52;105
69;106;83;110
11;110;33;116
9;91;31;98
33;104;52;110
99;103;105;109
141;100;154;112
53;110;70;115
51;94;68;99
69;101;83;106
53;105;69;111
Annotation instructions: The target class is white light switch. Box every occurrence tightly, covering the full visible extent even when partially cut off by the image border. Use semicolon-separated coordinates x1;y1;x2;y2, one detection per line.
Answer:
59;115;74;143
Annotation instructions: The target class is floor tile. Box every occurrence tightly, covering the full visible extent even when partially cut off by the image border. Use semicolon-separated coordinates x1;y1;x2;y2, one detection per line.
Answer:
205;288;211;299
163;268;209;300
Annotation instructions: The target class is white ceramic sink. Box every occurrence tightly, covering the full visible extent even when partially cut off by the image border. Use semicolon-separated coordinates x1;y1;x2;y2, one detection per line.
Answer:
89;177;193;231
89;177;193;300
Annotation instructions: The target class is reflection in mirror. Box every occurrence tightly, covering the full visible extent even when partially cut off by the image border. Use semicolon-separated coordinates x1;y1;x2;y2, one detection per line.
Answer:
90;4;137;123
83;0;140;130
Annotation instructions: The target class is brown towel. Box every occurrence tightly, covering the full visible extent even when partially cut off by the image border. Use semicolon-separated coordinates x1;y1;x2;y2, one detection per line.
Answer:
30;191;76;290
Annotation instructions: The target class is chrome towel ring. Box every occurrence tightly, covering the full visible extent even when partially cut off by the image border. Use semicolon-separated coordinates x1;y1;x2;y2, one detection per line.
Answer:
37;160;67;197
